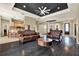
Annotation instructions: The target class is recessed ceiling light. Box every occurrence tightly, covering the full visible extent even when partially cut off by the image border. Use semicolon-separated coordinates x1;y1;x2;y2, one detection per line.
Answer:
57;7;60;9
41;6;43;8
23;5;26;8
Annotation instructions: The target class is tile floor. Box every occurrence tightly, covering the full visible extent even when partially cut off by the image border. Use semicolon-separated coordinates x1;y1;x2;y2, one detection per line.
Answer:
0;36;19;44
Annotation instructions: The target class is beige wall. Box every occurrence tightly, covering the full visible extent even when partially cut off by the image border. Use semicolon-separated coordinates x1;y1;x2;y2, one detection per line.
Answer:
38;23;47;34
25;16;37;31
38;22;62;34
47;23;61;31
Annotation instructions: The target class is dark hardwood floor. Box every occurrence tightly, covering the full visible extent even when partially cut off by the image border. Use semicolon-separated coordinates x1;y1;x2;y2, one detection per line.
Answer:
0;36;79;56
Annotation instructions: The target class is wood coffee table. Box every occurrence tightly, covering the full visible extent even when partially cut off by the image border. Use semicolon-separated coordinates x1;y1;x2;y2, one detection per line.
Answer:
37;38;52;47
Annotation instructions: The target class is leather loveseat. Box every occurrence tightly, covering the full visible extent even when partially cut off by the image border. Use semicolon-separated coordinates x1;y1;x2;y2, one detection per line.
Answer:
47;30;62;42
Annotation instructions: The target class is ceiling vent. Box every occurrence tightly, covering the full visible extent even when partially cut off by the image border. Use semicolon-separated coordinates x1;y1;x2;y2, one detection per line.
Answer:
46;20;56;22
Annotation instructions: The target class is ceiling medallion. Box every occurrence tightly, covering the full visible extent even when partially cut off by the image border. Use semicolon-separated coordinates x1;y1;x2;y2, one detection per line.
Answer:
35;6;51;16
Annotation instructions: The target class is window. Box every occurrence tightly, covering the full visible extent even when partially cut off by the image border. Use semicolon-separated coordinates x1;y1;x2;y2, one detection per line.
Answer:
64;23;70;34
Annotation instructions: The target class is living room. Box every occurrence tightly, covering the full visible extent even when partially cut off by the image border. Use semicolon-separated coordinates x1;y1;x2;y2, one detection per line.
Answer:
0;3;79;56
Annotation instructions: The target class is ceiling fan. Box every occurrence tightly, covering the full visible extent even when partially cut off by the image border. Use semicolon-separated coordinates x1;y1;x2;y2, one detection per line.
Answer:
35;6;51;16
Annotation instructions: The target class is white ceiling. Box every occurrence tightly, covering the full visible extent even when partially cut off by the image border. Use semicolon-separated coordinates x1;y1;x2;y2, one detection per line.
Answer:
0;3;24;20
0;3;79;22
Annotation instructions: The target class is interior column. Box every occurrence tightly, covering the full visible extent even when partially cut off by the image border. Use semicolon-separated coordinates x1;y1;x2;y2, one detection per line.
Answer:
75;18;79;44
0;16;1;37
77;18;79;44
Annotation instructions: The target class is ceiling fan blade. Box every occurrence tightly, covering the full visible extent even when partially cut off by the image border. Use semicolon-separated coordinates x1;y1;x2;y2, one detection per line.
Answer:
35;10;39;11
36;12;40;14
43;13;45;15
45;9;51;11
40;13;43;15
43;7;47;10
36;11;41;14
38;7;42;11
45;11;49;14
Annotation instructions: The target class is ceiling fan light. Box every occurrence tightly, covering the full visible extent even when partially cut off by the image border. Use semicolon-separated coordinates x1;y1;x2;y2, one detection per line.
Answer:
35;6;51;16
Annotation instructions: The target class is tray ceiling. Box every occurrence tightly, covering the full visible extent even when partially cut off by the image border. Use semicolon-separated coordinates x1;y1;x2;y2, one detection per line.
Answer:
14;3;68;17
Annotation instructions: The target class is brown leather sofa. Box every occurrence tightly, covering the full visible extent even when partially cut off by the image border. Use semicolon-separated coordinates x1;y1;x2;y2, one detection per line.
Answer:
47;30;62;42
18;30;40;43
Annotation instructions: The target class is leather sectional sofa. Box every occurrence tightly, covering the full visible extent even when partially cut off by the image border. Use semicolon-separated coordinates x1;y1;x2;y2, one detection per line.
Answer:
18;30;40;43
